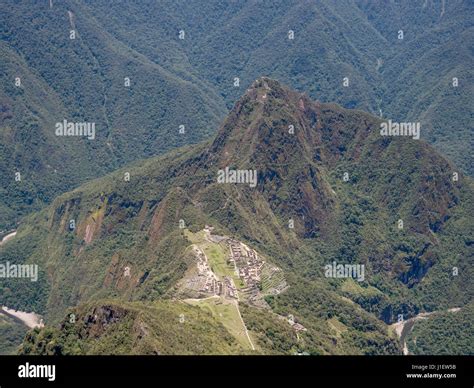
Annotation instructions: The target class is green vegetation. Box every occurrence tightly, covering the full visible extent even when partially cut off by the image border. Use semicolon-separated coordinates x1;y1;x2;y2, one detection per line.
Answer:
265;277;400;355
239;303;300;355
0;312;28;355
0;0;227;229
19;299;243;355
405;304;474;355
185;230;234;279
1;0;472;229
2;78;471;355
185;296;254;351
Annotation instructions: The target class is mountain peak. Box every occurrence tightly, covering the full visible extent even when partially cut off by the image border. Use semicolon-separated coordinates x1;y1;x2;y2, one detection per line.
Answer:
244;76;303;105
248;76;280;92
207;78;314;165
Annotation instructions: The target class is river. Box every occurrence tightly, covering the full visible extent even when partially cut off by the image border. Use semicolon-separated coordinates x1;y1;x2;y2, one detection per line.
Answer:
1;230;44;329
391;308;461;355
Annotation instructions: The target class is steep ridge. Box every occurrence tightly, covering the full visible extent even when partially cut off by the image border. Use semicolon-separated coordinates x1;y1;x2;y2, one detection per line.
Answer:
1;78;472;354
19;300;245;355
1;0;472;231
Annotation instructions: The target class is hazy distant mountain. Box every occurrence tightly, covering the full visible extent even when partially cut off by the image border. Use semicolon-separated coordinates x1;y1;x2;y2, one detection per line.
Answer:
1;0;472;230
0;0;227;229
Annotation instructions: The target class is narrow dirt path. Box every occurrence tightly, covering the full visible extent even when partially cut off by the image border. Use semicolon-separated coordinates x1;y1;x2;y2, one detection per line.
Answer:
233;300;255;351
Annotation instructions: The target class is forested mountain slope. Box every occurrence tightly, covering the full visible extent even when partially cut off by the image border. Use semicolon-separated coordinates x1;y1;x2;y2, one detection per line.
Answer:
1;0;472;229
2;79;471;354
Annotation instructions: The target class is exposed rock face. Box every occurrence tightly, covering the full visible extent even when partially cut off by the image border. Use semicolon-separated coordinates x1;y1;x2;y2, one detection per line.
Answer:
80;305;129;338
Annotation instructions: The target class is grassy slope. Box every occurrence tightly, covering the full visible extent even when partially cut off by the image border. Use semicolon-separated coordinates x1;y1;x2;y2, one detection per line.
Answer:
19;299;243;355
186;297;254;351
